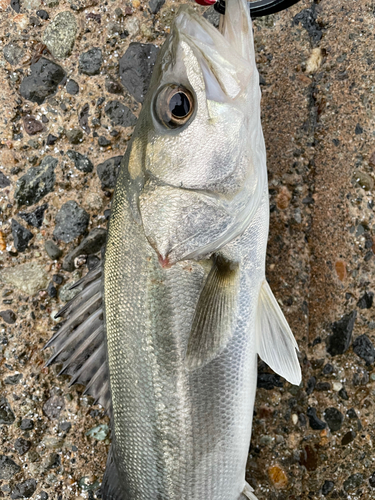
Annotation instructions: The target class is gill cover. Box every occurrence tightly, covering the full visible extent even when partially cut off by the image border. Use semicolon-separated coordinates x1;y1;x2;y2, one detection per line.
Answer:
126;0;267;263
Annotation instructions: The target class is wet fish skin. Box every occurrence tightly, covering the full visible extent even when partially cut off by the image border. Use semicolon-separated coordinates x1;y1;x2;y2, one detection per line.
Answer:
102;0;302;499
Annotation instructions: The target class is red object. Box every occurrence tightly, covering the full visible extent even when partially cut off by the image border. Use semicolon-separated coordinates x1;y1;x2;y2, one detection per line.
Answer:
194;0;217;5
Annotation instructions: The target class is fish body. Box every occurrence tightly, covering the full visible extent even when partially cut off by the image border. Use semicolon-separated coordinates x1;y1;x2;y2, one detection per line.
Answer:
46;1;301;498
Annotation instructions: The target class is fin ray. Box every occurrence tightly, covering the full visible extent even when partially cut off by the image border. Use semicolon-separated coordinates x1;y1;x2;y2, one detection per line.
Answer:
186;256;240;370
256;280;301;385
45;266;112;414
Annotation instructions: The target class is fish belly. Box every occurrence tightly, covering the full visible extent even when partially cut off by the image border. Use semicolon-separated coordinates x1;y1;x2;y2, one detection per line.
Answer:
104;169;269;500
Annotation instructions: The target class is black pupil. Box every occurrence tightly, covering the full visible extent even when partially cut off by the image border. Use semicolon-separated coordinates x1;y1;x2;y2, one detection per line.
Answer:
169;92;190;118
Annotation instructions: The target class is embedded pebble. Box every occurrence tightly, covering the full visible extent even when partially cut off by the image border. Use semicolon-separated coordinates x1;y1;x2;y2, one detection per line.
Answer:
86;424;109;441
343;473;363;491
306;407;326;430
0;397;15;425
352;334;375;365
11;478;37;499
148;0;164;14
62;227;107;271
19;203;48;228
67;150;94;172
267;465;288;489
14;156;57;207
3;42;24;65
19;58;65;104
14;437;31;456
0;262;49;295
119;42;159;102
11;219;33;252
0;455;21;480
44;240;63;260
79;47;102;75
43;11;77;59
326;311;357;356
66;79;79;95
0;309;17;324
43;395;65;420
97;155;123;189
104;100;137;127
53;200;89;243
323;407;344;432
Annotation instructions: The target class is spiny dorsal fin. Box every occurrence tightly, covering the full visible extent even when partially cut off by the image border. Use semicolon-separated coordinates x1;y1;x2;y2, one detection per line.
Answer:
256;280;301;386
186;255;240;370
45;265;112;414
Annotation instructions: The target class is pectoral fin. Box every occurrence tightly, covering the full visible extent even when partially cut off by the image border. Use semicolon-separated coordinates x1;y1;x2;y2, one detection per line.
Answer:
240;482;258;500
256;280;301;386
186;256;240;370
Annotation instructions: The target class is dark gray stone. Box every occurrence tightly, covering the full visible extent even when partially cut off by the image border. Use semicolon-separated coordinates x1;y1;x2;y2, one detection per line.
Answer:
66;150;93;172
353;334;375;365
0;455;21;480
97;155;123;189
326;311;357;356
11;219;33;252
14;156;57;207
3;42;24;65
43;395;65;420
79;48;102;75
0;310;17;324
53;201;89;243
47;282;57;298
119;43;159;103
105;77;123;94
62;227;107;271
11;479;37;499
104;100;137;127
66;79;79;95
58;421;71;432
257;373;283;390
323;407;344;432
322;481;334;496
0;397;15;425
0;171;11;188
306;407;326;430
357;291;373;309
19;203;48;228
19;57;65;104
14;437;31;456
4;373;22;385
45;240;63;260
343;473;363;492
98;136;111;147
20;419;34;430
148;0;165;14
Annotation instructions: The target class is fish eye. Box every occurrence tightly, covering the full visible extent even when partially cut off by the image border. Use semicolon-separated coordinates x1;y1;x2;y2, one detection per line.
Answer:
154;84;195;129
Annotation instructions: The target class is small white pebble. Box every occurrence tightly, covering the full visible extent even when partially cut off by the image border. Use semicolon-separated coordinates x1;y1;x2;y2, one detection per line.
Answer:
292;414;298;425
333;382;343;392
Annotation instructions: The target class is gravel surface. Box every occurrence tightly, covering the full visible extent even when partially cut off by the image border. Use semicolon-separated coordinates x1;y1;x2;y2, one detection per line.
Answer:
1;0;375;498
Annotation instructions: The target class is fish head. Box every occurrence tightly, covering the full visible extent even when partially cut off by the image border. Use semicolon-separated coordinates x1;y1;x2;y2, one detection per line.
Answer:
125;0;267;264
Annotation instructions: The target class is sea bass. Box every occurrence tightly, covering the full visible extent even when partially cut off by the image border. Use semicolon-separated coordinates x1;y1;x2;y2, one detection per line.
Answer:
46;0;302;499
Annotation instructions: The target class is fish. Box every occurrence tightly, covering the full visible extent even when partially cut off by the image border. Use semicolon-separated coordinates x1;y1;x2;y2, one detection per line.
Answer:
45;0;302;499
